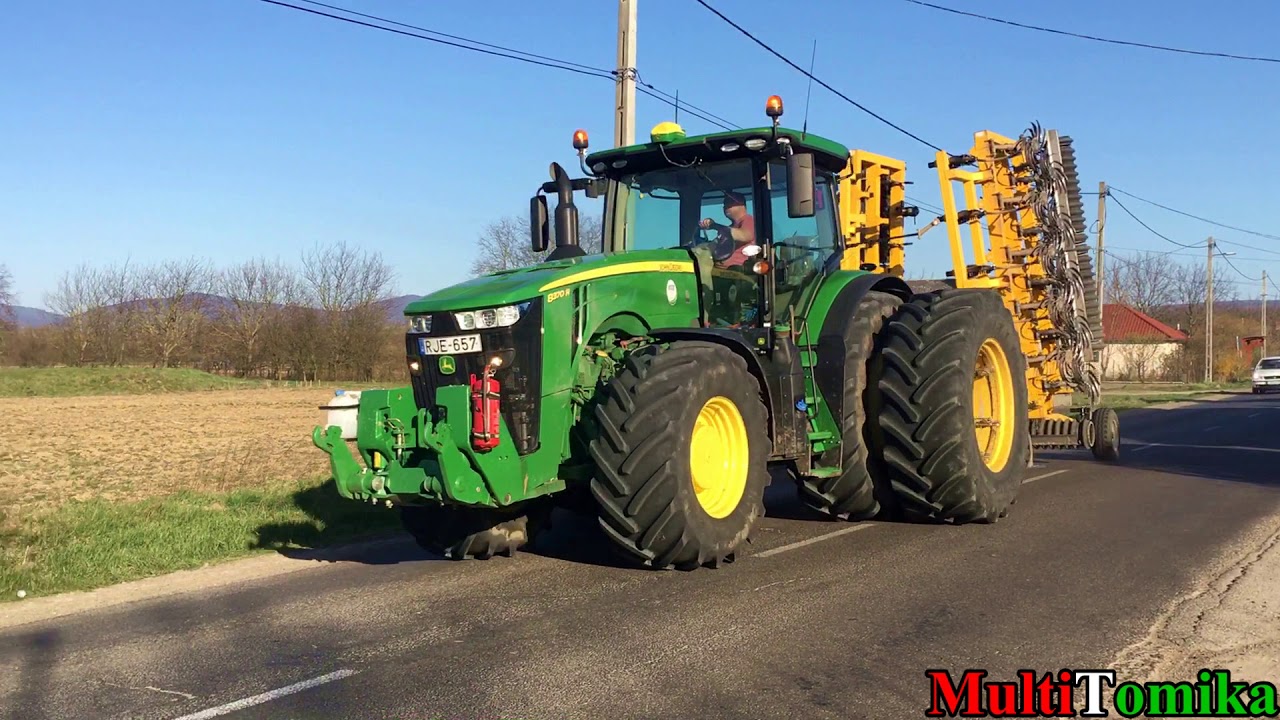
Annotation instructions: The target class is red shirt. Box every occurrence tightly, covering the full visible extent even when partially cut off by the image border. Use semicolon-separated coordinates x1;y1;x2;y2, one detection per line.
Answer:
723;213;757;266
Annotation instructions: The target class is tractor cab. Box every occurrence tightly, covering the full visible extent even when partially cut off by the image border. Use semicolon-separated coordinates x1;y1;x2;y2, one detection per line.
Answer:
532;96;852;332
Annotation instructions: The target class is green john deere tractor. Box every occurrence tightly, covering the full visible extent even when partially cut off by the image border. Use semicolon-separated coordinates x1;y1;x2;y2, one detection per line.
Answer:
312;99;1030;569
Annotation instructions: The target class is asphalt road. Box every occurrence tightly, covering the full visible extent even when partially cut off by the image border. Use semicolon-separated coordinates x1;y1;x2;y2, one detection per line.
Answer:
3;393;1279;720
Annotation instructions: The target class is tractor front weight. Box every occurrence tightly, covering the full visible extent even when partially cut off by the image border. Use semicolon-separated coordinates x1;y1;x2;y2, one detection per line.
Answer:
311;385;560;509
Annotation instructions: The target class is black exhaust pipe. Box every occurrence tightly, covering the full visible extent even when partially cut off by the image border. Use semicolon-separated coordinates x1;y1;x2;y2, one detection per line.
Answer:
547;162;585;260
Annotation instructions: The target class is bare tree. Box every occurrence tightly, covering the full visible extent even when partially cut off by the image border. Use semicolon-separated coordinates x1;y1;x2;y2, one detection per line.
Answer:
0;264;15;362
1107;251;1178;315
134;259;214;368
215;257;296;376
46;264;112;365
470;214;603;276
301;241;396;380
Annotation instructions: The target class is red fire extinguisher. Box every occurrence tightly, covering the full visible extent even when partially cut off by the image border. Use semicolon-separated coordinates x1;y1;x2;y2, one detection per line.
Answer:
470;364;501;451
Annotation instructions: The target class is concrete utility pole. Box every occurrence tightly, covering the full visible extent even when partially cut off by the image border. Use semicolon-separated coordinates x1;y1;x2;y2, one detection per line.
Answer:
1264;271;1269;358
1205;236;1215;383
614;0;637;147
1096;182;1107;314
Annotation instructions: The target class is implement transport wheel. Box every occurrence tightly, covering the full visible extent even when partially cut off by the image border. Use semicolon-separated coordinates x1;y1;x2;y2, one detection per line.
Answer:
875;288;1030;523
799;290;903;520
398;502;550;560
587;340;771;570
1090;407;1120;461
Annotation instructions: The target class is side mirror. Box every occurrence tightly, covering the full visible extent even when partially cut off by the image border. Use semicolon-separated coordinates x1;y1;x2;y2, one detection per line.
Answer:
786;152;815;218
531;195;549;252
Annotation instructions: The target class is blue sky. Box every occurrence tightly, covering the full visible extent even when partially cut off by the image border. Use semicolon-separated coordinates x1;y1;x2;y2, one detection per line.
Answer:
4;0;1279;310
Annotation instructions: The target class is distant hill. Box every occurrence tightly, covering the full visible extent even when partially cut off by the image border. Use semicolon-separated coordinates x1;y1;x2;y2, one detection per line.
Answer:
11;306;64;328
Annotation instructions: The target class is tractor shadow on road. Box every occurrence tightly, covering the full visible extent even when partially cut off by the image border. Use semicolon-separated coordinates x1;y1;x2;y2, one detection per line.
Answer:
250;480;437;566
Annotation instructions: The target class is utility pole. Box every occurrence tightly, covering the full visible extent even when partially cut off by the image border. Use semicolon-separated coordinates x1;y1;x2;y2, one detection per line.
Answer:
614;0;637;147
1263;271;1269;358
1096;182;1107;313
1205;236;1215;383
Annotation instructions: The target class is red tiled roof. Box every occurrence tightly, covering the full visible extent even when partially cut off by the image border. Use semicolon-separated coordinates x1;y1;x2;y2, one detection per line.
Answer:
1103;304;1189;343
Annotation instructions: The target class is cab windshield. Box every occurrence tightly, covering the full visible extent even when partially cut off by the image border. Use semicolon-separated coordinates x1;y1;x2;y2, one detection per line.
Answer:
612;159;755;254
1260;359;1280;370
605;157;838;262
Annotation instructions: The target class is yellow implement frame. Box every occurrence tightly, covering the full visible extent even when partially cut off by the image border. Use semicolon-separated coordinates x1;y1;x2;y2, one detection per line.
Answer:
838;131;1079;423
838;150;908;277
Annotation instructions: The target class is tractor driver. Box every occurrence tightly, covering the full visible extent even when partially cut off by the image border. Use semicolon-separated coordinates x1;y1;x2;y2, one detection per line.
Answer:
699;191;757;267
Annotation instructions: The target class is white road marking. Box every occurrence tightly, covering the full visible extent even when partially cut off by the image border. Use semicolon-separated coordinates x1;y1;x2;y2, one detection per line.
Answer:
752;468;1075;558
171;669;357;720
1131;444;1154;453
1249;412;1263;418
754;524;876;558
1120;441;1280;455
1022;469;1069;485
756;469;1072;559
1204;425;1221;432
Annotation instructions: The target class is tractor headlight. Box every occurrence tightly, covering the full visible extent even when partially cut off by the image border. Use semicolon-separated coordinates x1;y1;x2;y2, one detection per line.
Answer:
453;302;529;330
407;315;431;334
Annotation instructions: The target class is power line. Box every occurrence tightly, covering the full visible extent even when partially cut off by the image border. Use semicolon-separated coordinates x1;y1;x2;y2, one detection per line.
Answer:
258;0;610;78
1107;245;1279;264
1108;187;1280;242
1219;249;1263;282
1215;238;1280;259
296;0;608;73
633;71;740;130
691;0;942;151
1107;193;1205;249
898;0;1280;65
257;0;736;131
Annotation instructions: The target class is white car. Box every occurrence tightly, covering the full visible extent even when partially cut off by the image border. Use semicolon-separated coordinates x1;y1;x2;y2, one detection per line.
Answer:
1253;356;1280;394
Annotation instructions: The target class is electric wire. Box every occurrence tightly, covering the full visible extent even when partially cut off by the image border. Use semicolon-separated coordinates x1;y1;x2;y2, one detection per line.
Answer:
1107;194;1205;249
258;0;736;131
1108;187;1280;242
691;0;943;151
1219;250;1262;282
898;0;1280;65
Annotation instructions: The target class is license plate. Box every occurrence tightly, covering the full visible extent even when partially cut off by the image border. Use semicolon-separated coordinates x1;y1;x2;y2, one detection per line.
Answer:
418;334;482;355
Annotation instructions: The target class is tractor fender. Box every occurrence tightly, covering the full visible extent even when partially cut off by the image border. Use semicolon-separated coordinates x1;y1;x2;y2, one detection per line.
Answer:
648;328;776;435
811;273;913;436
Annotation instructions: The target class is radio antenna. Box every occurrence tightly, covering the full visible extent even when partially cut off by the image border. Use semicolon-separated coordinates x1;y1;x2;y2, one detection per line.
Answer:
674;89;680;123
802;39;817;139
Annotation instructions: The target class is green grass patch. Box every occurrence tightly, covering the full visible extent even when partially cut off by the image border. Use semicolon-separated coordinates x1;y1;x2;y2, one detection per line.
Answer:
0;477;403;601
0;366;269;397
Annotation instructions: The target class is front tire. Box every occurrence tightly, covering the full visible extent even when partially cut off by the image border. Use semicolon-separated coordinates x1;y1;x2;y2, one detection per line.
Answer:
587;341;771;570
875;288;1030;523
398;502;549;560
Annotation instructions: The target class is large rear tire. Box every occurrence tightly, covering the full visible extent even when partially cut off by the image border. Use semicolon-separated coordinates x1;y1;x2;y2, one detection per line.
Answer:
398;502;550;560
587;341;771;570
875;288;1030;523
798;290;902;520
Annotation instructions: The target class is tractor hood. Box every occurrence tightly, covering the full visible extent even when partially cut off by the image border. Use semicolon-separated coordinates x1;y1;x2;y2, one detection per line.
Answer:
404;249;697;314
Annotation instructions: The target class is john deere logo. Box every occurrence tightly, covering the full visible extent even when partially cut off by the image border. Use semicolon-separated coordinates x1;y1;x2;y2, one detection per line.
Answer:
438;356;456;374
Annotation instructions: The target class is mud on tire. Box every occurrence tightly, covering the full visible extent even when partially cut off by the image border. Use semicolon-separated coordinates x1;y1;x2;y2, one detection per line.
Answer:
398;502;549;560
799;290;903;520
587;340;771;570
874;288;1030;523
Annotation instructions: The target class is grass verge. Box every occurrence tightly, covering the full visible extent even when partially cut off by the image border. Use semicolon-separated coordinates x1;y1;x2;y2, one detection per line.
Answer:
0;477;403;601
0;367;270;397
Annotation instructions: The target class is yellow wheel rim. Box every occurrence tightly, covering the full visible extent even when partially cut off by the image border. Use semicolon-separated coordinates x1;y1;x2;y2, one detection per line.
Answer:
689;396;749;519
973;338;1016;473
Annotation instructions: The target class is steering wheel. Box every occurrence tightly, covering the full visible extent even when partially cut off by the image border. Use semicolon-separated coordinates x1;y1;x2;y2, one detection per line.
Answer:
686;225;737;263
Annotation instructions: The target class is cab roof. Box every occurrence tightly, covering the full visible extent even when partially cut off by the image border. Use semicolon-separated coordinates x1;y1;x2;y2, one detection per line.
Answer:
584;126;851;177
